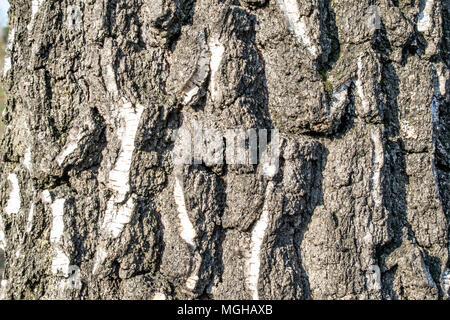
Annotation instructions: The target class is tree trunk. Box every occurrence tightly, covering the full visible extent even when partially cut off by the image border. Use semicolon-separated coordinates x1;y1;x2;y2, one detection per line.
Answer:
0;0;449;300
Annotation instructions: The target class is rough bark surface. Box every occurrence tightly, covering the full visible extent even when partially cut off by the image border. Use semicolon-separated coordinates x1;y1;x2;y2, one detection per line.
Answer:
0;0;449;300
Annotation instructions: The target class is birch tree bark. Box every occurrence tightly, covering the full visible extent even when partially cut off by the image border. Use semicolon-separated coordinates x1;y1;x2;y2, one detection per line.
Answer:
0;0;449;300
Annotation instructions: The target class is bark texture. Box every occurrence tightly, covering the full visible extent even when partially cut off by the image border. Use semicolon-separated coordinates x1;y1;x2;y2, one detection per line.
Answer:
0;0;449;300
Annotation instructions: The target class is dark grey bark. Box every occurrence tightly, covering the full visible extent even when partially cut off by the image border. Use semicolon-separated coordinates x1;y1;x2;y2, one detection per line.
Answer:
0;0;449;300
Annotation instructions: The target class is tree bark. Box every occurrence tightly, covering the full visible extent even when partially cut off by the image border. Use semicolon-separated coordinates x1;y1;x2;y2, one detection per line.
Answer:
0;0;449;300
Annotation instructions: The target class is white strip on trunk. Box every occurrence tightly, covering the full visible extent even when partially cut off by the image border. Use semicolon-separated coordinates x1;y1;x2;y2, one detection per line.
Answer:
370;129;384;208
330;81;351;116
24;148;32;171
262;162;278;178
5;173;21;215
6;28;14;52
51;248;71;277
101;102;144;238
436;68;447;96
41;190;53;204
62;265;82;290
0;215;6;251
94;102;144;271
92;246;108;275
50;199;66;243
0;280;7;300
27;0;44;32
417;0;434;32
105;64;118;95
56;141;79;166
152;292;167;300
181;33;210;105
26;203;34;233
356;57;370;112
49;198;70;277
186;274;199;291
3;57;11;77
366;265;382;291
102;197;136;238
208;38;225;101
108;102;144;201
246;182;273;300
3;28;14;76
277;0;317;57
173;177;196;246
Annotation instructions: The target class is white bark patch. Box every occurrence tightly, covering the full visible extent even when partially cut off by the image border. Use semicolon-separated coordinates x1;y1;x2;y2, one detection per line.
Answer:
417;0;434;32
208;37;224;101
108;102;144;201
101;102;144;238
356;58;370;113
260;136;280;178
436;69;447;96
152;292;167;300
56;111;97;166
3;28;14;76
51;250;70;277
277;0;317;57
246;182;274;300
26;203;34;233
366;265;382;291
50;227;67;276
3;57;11;77
50;199;65;243
370;129;384;208
186;274;199;291
41;190;53;204
262;162;278;178
59;265;82;290
27;0;44;32
24;148;32;171
105;64;118;95
363;232;373;246
0;280;7;300
6;28;15;52
56;141;79;166
102;197;136;238
50;199;70;277
329;81;351;115
260;130;281;178
66;5;83;31
0;215;6;251
94;102;144;270
181;32;210;105
5;173;21;215
92;246;108;275
173;177;196;246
